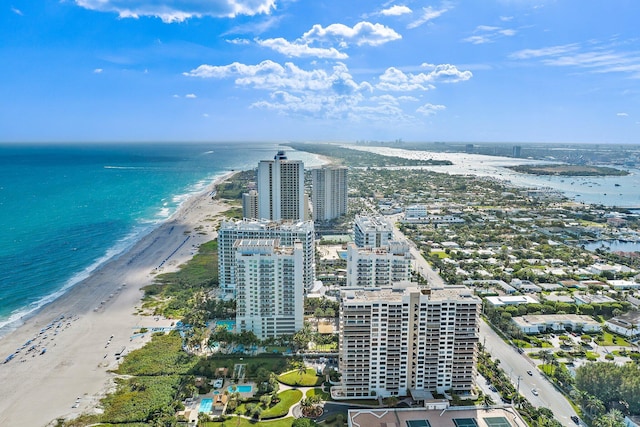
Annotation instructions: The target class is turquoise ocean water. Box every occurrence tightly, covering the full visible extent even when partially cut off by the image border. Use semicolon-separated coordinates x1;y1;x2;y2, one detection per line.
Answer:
0;142;322;331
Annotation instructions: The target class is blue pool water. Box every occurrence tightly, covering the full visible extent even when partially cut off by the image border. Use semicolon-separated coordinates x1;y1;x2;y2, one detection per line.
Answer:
337;251;347;260
215;320;236;331
228;385;252;393
199;398;213;413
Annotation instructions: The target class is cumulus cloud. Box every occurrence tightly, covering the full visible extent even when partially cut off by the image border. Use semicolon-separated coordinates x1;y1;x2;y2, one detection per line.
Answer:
74;0;276;23
302;22;402;47
93;68;103;73
11;7;23;15
185;93;197;98
380;5;412;16
184;60;467;122
617;112;629;117
463;25;516;44
417;103;446;116
257;21;401;59
257;38;348;59
407;6;448;29
377;64;472;91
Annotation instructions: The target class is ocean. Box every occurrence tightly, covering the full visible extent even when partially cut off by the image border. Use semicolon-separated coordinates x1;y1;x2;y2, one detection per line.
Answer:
0;142;324;331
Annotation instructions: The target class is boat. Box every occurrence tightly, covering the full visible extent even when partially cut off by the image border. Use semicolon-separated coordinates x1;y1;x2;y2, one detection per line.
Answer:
40;348;47;355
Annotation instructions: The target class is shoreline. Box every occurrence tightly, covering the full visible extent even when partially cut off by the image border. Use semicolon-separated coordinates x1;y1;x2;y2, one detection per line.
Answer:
0;171;238;427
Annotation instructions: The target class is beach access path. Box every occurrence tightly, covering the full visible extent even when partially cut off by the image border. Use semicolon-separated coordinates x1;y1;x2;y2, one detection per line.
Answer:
0;172;237;427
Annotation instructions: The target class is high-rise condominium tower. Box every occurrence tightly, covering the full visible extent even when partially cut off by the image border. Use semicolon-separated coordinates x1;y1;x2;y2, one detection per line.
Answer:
311;166;348;221
257;151;305;221
336;284;480;398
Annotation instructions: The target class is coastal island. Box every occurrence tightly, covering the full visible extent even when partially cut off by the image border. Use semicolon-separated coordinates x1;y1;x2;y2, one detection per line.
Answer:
507;164;628;176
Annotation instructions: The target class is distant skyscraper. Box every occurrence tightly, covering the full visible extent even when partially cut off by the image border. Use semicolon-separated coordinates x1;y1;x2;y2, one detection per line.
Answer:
218;218;315;295
234;239;304;339
312;166;348;222
242;190;259;219
335;284;480;398
354;215;394;248
257;151;305;221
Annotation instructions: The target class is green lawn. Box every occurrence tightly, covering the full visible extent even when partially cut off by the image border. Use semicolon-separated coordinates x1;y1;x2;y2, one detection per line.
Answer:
202;416;295;427
261;389;303;419
278;369;323;387
306;388;330;400
595;331;631;347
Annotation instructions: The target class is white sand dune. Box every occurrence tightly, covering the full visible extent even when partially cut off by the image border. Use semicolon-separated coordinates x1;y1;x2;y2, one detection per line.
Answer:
0;172;237;427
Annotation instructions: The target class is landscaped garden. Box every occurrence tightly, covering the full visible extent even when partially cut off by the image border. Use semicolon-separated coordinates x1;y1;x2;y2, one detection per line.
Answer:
277;368;323;387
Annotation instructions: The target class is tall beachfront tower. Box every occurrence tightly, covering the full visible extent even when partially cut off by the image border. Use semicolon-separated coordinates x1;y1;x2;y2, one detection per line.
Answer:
257;151;305;221
234;239;304;339
218;218;315;297
335;284;480;399
311;166;348;222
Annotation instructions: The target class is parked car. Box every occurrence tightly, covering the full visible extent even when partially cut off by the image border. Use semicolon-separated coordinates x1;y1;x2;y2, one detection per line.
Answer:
571;415;580;424
527;370;533;376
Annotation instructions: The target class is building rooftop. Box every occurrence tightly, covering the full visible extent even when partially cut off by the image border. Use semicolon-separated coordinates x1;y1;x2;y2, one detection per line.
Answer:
348;406;527;427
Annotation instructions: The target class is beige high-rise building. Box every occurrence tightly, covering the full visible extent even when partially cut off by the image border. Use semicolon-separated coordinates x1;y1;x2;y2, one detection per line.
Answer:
353;215;394;248
335;284;480;398
242;190;259;219
311;166;347;221
257;151;305;221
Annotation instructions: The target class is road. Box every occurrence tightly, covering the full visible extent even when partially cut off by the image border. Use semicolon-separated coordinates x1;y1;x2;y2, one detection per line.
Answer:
480;320;579;426
392;216;580;426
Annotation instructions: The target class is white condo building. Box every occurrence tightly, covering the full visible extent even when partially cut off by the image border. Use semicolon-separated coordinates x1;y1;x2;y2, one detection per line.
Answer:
218;219;315;295
335;284;480;398
311;166;348;222
346;241;412;287
257;151;305;221
354;215;394;248
242;190;259;220
234;239;304;339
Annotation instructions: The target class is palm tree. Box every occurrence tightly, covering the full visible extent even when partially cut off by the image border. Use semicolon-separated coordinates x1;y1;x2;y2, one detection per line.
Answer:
539;349;552;374
593;409;625;427
585;395;605;418
481;394;495;409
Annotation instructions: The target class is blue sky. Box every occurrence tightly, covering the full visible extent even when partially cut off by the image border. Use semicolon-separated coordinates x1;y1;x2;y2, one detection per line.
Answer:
1;0;639;143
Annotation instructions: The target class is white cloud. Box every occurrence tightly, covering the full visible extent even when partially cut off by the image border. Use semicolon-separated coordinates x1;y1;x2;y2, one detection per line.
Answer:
172;94;180;98
500;16;513;22
510;41;640;78
407;6;448;29
617;112;629;117
226;38;251;45
202;113;209;117
463;25;516;44
93;68;103;73
377;64;472;91
380;5;412;16
184;61;371;94
11;7;23;15
257;38;348;59
302;22;402;47
186;93;197;98
74;0;276;23
417;103;446;116
185;60;466;123
509;44;579;60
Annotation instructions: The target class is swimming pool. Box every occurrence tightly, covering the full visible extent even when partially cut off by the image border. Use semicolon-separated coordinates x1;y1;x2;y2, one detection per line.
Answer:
228;384;252;393
199;398;213;413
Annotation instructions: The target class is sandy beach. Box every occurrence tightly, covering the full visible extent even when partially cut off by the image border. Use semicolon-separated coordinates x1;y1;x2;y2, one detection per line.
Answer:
0;172;237;427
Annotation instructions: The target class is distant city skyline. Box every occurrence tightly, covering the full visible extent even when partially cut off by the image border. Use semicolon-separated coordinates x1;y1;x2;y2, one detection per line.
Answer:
1;1;639;143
